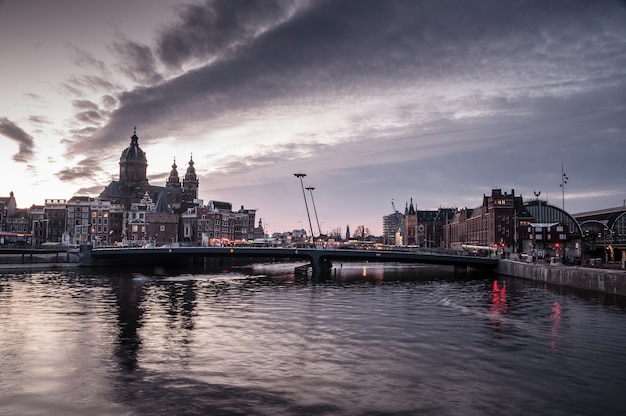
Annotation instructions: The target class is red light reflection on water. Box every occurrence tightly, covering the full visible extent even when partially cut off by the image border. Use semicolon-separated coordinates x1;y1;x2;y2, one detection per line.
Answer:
489;280;508;332
490;280;508;315
551;301;562;351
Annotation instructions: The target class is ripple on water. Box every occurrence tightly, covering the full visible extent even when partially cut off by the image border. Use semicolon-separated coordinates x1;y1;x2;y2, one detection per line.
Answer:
1;268;626;415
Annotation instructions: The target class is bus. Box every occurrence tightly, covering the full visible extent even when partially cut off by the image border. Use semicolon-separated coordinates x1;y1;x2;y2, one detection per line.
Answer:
0;232;33;246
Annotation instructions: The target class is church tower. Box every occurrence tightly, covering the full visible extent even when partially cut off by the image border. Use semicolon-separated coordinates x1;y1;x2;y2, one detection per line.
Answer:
165;158;181;188
182;155;199;201
119;127;148;191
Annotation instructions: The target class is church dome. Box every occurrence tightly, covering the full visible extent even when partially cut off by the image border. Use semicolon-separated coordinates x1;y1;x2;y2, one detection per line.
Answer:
120;129;147;163
119;127;148;187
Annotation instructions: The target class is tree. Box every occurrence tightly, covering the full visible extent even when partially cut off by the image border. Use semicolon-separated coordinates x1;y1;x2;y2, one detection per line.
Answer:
355;225;371;240
329;227;343;240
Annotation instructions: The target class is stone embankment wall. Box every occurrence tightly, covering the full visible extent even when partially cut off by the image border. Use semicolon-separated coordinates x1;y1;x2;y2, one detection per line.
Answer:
497;259;626;296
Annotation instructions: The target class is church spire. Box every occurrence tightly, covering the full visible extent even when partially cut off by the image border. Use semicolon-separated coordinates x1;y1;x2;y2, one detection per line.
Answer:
182;154;199;201
166;157;181;188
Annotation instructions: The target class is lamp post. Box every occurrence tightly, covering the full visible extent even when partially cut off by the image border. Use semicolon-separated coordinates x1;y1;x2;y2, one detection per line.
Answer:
294;173;315;247
31;220;37;248
560;163;568;212
305;187;322;237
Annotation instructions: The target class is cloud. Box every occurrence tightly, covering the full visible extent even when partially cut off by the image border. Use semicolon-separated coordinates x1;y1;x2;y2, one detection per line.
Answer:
55;157;104;182
28;115;51;125
111;37;163;85
75;184;108;197
72;99;99;111
156;0;301;70
0;117;36;163
101;95;118;110
69;45;110;75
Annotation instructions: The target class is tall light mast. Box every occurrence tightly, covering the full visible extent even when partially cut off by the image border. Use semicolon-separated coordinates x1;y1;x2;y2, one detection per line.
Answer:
294;173;315;246
306;187;322;237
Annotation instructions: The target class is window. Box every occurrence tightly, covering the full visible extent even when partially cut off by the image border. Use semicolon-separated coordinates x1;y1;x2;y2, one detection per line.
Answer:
160;225;165;232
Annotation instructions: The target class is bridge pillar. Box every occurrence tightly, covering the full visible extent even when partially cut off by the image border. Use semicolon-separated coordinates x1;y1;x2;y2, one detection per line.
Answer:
309;252;333;281
453;265;467;276
79;244;94;266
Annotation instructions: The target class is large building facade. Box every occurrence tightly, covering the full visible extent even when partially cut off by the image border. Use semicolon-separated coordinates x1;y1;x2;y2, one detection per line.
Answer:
394;198;456;248
445;189;535;252
444;189;583;260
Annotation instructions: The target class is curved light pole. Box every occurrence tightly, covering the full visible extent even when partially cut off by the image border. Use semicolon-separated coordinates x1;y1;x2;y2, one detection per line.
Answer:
294;173;315;246
305;187;322;237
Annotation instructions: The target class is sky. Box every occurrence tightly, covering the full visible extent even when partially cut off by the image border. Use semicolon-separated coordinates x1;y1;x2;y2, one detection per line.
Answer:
1;0;625;236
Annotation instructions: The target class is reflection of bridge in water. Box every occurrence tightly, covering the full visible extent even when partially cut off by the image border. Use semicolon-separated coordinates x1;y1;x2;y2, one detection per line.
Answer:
82;246;498;280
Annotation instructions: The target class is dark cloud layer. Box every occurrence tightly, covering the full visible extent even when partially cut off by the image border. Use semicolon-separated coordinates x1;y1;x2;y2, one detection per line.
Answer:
85;0;625;145
156;0;295;69
112;38;163;85
0;117;35;163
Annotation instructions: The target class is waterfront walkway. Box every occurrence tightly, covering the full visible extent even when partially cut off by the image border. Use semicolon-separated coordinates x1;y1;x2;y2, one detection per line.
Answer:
498;259;626;296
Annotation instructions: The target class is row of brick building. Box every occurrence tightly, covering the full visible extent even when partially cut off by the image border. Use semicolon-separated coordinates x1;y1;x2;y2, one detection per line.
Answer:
383;189;584;260
0;130;264;247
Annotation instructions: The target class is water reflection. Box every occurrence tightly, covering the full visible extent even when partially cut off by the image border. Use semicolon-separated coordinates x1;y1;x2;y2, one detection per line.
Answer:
490;280;508;316
2;266;626;416
112;275;146;373
551;301;562;351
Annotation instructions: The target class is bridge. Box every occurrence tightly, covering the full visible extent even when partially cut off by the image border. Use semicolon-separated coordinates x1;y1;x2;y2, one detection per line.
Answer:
81;246;498;280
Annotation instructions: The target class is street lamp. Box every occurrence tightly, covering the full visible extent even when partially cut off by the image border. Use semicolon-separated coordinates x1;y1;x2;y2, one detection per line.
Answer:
560;163;568;212
294;173;315;246
305;187;322;237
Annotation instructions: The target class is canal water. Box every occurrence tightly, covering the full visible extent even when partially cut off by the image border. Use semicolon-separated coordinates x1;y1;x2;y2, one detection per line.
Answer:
1;263;625;416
